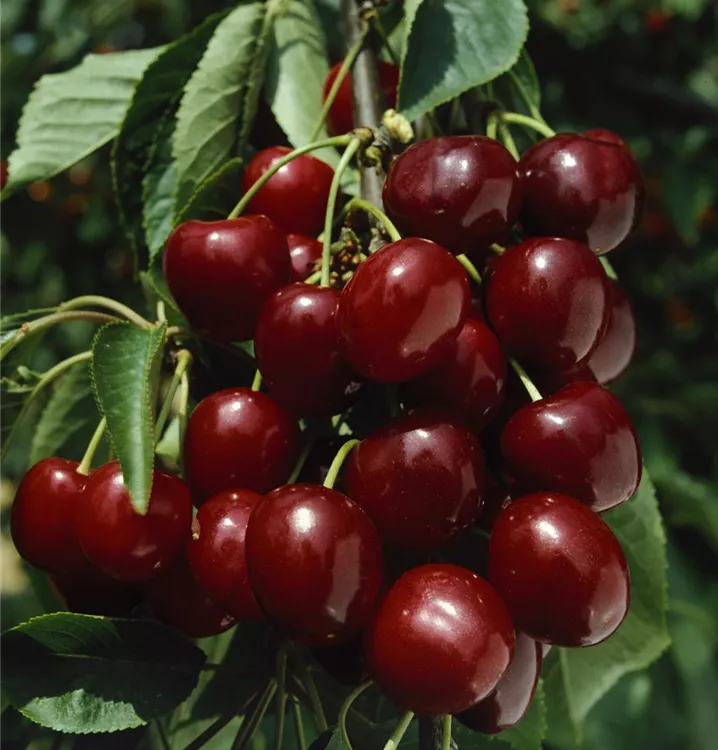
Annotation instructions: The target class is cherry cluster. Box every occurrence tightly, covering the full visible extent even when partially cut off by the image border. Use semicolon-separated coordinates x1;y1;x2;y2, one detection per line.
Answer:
11;81;645;734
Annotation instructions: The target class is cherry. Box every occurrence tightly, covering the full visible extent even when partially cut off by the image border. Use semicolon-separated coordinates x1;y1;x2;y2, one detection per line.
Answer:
323;60;399;135
519;133;644;253
254;284;360;417
11;457;88;574
0;160;8;190
586;281;636;384
382;136;522;252
242;147;335;236
184;387;301;503
245;483;383;647
364;563;515;716
76;461;192;582
486;237;610;372
584;128;630;150
311;632;369;686
187;489;264;620
346;409;486;549
338;238;470;382
477;483;524;533
163;215;290;342
147;552;237;638
457;632;542;734
406;318;507;432
501;382;642;512
50;563;143;617
287;234;322;281
489;492;630;646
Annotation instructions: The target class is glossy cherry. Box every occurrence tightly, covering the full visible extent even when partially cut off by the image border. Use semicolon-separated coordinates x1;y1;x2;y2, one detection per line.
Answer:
338;238;470;382
246;483;383;647
50;562;143;617
163;215;290;342
187;489;264;620
584;128;630;150
383;136;522;252
486;237;610;372
76;461;192;582
287;234;323;281
254;284;360;417
346;409;486;549
242;146;335;236
407;318;507;431
323;60;399;135
519;133;645;253
587;281;636;384
501;382;642;512
365;563;515;715
184;388;301;503
489;492;630;646
11;457;88;574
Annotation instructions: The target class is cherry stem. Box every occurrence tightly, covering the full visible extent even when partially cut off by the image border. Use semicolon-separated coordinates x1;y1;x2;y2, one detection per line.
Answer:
344;197;402;243
490;243;506;255
293;657;328;734
77;417;107;476
371;13;400;66
486;115;499;141
178;369;190;479
509;357;543;403
440;715;452;750
600;256;618;280
230;678;278;750
155;350;193;446
304;269;322;285
323;438;360;490
338;679;373;749
498;121;520;160
322;138;362;286
274;650;288;750
455;254;482;284
499;112;556;139
251;369;263;392
291;695;307;750
507;70;547;124
383;710;415;750
227;135;355;220
181;689;258;750
59;294;152;328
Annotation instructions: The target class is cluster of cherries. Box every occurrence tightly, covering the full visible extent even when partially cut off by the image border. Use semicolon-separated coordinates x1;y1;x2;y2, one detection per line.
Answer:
11;62;645;735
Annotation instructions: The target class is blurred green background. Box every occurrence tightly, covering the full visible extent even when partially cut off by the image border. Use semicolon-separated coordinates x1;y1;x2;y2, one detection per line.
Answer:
1;1;717;749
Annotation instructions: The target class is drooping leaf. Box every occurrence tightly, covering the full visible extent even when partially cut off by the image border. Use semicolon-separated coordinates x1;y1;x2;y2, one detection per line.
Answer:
173;157;245;227
1;376;37;452
398;0;529;121
1;613;206;734
493;48;542;118
90;321;168;514
3;48;161;196
139;268;188;329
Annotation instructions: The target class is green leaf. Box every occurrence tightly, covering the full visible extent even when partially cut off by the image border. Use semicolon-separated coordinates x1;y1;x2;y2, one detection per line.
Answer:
3;48;161;196
112;13;228;265
174;157;245;226
1;376;37;449
398;0;529;121
1;613;206;734
90;321;167;514
139;268;188;330
493;48;542;118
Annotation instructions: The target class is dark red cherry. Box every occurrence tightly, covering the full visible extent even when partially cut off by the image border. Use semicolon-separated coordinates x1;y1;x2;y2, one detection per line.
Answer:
255;284;359;417
457;632;542;734
246;483;383;647
486;237;610;372
11;458;88;574
383;136;522;253
242;147;335;236
338;238;470;382
346;409;486;549
184;388;301;503
76;462;192;582
407;318;507;431
587;281;636;384
187;489;264;620
364;563;515;716
311;631;369;686
519;133;645;253
287;234;322;281
584;128;630;150
323;60;399;135
0;160;8;190
489;492;630;646
477;483;524;533
501;382;642;512
163;215;290;342
50;562;143;617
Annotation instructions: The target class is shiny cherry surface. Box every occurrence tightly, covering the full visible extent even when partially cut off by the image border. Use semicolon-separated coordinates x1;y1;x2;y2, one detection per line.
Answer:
246;483;383;647
163;216;290;342
188;489;264;620
184;388;301;502
457;631;542;734
519;133;644;253
338;238;470;382
587;281;636;384
242;146;335;236
486;237;610;372
11;457;88;574
255;284;359;417
489;492;630;646
501;382;642;512
76;462;192;582
346;409;486;549
584;128;629;149
50;562;143;617
287;234;322;281
364;563;515;715
383;136;522;252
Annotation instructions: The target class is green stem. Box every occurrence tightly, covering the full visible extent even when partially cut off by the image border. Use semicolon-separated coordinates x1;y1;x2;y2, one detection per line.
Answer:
304;270;322;285
440;715;452;750
344;197;402;243
455;254;482;284
231;679;278;750
490;243;506;255
324;439;360;490
339;680;373;750
322;138;362;286
155;350;193;444
486;116;499;140
600;256;618;280
294;659;328;733
251;369;263;392
509;357;542;403
228;136;355;219
372;14;400;66
498;121;520;160
154;720;172;750
183;691;259;750
77;417;107;475
59;295;152;328
507;71;547;124
383;710;415;750
274;651;288;750
291;695;307;750
499;112;556;139
178;369;190;479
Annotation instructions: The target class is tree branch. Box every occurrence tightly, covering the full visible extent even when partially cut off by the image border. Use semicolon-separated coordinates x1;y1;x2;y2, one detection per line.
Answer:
418;716;457;750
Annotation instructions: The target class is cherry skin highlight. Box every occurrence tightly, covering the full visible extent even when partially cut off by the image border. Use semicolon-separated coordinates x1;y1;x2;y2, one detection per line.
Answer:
287;234;323;281
587;281;636;384
364;563;515;716
489;492;630;647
